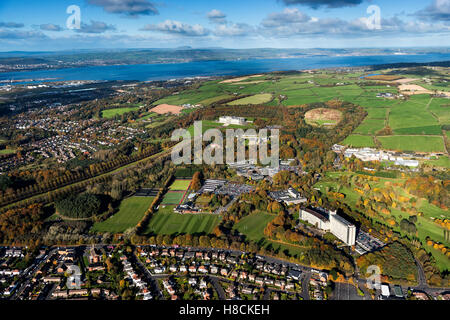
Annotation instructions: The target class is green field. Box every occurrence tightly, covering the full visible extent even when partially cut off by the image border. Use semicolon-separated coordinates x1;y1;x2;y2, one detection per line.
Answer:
233;211;312;259
144;72;448;153
169;179;191;191
102;107;140;118
234;211;276;241
342;135;376;147
227;93;273;105
91;196;154;233
0;148;16;155
138;112;157;121
161;192;185;204
354;118;386;135
378;136;445;152
145;205;222;235
423;156;450;168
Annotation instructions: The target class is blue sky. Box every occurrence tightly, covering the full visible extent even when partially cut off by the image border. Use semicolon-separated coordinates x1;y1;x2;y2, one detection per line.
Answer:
0;0;449;51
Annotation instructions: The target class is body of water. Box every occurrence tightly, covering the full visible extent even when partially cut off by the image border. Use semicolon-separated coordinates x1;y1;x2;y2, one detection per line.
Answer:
1;53;449;84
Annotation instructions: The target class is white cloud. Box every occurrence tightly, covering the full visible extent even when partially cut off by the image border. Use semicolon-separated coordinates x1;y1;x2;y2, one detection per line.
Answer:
207;9;227;24
141;20;210;37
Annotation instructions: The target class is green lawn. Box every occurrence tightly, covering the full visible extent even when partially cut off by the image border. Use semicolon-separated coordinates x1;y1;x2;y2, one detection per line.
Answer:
91;196;154;233
227;93;273;105
378;136;445;152
234;211;276;242
354;118;386;135
199;94;233;105
342;135;376;147
169;179;191;191
138;112;157;121
145;205;222;235
233;211;310;259
0;148;16;155
423;156;450;169
102;107;140;118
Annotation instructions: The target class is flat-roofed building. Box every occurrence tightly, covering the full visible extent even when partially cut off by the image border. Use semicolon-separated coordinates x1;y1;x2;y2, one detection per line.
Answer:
218;116;246;125
299;207;356;246
299;207;331;230
329;210;356;246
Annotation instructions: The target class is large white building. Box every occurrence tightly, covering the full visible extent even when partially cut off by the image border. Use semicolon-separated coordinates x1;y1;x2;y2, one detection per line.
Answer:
299;207;356;246
218;116;246;126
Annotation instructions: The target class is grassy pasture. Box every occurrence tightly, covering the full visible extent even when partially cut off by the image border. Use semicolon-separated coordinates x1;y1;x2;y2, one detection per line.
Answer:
227;93;273;105
91;196;154;233
378;136;445;152
0;148;16;155
353;118;386;135
342;135;376;148
102;107;140;118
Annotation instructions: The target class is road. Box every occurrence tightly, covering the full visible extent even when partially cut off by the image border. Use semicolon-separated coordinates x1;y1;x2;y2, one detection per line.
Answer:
208;276;226;299
10;248;56;300
131;252;164;300
299;272;311;300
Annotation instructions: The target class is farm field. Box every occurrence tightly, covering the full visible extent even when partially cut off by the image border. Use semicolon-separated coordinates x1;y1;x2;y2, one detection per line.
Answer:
101;106;140;118
147;70;449;154
378;136;445;153
423;156;450;168
342;135;376;147
227;93;273;105
145;205;221;235
353;118;385;135
91;196;154;233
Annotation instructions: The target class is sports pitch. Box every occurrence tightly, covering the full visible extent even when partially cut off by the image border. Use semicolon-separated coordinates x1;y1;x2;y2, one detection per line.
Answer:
169;179;191;191
145;205;222;235
91;196;154;233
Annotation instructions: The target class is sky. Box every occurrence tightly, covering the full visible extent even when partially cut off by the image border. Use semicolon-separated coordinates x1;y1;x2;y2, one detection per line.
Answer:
0;0;449;51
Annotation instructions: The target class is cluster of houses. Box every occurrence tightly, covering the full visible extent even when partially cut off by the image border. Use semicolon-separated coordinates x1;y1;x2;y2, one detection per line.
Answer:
121;254;152;300
162;277;213;300
309;269;330;300
138;246;307;296
0;246;126;300
2;102;149;172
